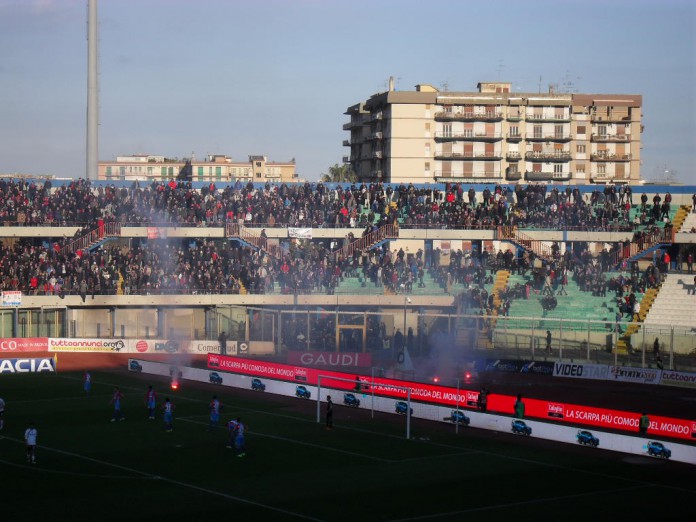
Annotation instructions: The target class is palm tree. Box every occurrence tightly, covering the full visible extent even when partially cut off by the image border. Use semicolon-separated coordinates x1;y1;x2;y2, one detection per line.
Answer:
321;163;357;183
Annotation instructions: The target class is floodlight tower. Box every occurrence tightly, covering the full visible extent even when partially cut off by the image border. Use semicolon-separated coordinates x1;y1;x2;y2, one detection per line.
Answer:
86;0;99;180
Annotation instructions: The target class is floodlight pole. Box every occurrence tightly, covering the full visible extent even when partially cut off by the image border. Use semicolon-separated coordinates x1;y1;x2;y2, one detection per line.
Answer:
316;378;322;423
406;388;411;440
455;378;460;435
371;366;376;419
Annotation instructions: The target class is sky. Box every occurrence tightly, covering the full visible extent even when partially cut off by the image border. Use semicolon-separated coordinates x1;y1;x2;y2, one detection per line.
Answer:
0;0;694;184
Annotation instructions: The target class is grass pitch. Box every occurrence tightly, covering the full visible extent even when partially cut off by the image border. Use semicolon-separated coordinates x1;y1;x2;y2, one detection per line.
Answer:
1;370;694;521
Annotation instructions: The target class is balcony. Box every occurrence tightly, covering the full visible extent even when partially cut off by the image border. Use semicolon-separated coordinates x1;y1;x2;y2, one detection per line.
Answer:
590;134;630;142
342;156;350;163
506;133;523;142
525;171;572;182
591;114;631;123
525;114;571;123
371;112;383;121
505;167;522;181
342;140;351;147
366;132;383;141
373;151;383;159
434;111;503;122
370;170;383;179
590;153;631;162
507;113;523;121
433;171;503;181
524;151;572;162
506;152;522;161
525;134;572;142
434;151;503;161
434;132;502;142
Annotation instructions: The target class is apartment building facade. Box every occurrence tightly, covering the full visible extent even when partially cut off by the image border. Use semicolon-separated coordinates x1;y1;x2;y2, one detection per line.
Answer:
99;154;298;183
344;81;642;185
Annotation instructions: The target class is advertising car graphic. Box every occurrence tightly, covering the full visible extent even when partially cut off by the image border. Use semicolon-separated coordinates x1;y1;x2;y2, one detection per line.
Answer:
511;419;532;435
251;378;266;391
209;372;223;385
129;360;142;372
576;430;599;447
343;393;360;407
296;385;311;399
647;441;671;459
444;410;470;426
395;401;413;415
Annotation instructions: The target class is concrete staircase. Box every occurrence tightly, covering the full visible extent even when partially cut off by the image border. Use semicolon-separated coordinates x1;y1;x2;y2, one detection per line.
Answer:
615;286;658;354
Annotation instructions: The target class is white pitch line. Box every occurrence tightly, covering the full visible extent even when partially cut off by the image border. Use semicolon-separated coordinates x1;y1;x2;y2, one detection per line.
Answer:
0;436;324;522
177;416;392;463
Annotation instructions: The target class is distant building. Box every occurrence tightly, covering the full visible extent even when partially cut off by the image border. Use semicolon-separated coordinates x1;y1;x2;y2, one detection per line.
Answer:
344;80;643;185
99;154;297;183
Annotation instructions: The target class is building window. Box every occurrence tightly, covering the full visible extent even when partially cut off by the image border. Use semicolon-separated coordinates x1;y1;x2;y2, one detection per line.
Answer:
576;144;586;154
577;164;585;174
577;125;586;134
256;161;262;167
597;125;607;136
533;125;542;138
554;164;563;174
215;166;222;179
597;164;606;174
442;123;452;137
510;125;519;137
425;162;430;172
105;166;112;178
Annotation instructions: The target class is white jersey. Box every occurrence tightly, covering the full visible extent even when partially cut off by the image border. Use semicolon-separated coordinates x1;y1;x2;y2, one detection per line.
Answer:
25;427;37;446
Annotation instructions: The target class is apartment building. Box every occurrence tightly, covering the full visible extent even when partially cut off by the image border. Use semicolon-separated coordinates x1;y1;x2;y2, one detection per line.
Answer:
99;154;297;183
344;80;642;185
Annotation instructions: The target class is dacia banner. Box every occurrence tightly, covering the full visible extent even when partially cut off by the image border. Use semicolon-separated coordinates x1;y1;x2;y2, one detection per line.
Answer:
0;356;56;374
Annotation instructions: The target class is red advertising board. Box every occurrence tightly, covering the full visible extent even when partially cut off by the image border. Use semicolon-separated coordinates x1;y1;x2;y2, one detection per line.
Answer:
208;354;696;441
0;337;49;353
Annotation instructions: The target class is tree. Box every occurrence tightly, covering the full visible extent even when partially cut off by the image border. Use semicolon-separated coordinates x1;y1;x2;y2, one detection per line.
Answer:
177;159;192;181
321;163;357;183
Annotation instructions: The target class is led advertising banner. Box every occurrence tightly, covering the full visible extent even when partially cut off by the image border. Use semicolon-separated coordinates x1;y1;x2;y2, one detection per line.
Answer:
208;354;696;441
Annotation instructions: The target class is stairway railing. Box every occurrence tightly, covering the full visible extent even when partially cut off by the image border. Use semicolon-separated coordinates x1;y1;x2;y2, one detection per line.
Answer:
62;222;121;255
226;223;281;259
333;224;399;261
